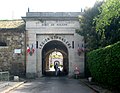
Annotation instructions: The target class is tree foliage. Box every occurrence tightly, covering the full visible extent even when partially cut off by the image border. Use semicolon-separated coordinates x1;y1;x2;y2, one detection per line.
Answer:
95;0;120;35
103;17;120;46
77;1;103;51
94;0;120;47
78;0;120;50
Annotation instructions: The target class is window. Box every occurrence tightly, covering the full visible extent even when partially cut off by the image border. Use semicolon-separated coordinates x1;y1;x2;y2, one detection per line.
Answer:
36;41;38;48
72;41;74;49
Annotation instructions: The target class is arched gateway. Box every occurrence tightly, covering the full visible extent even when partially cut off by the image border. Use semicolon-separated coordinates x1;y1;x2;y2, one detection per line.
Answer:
42;40;69;76
22;12;85;78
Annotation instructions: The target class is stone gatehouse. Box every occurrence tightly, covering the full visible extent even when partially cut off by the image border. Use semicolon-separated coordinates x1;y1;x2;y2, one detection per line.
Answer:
22;12;85;78
0;12;85;78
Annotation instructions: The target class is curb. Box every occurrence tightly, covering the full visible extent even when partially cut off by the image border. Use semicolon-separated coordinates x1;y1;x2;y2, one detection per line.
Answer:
2;81;26;93
80;79;112;93
79;79;100;93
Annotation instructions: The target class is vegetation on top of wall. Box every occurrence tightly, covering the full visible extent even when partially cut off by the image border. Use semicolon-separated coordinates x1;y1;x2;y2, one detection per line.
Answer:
87;41;120;88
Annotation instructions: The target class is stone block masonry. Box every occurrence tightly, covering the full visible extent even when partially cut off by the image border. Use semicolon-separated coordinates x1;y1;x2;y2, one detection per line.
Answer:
0;27;26;77
23;12;85;78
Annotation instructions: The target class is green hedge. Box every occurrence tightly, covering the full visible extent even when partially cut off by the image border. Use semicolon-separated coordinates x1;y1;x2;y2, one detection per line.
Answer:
87;41;120;87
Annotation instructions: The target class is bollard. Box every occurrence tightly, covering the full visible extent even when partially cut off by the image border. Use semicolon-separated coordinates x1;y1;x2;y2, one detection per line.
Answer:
88;77;92;82
74;67;80;79
14;76;19;82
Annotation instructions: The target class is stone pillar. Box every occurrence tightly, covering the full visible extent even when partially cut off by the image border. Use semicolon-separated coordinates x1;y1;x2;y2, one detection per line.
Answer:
36;48;42;77
68;48;75;77
26;32;37;78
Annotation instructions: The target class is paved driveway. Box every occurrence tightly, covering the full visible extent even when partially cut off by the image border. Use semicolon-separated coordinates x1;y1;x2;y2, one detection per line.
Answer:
9;77;96;93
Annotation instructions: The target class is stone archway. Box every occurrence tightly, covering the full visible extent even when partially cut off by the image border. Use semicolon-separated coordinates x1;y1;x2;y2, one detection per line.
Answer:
42;40;69;76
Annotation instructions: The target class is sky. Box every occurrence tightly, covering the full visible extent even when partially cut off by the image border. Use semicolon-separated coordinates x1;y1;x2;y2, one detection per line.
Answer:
0;0;102;20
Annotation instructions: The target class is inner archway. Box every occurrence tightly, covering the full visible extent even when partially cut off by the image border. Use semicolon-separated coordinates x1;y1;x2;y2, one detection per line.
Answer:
48;51;63;71
42;40;69;76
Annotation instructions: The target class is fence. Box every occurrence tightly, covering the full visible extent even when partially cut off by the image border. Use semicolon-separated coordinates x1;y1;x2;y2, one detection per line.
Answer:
0;71;9;81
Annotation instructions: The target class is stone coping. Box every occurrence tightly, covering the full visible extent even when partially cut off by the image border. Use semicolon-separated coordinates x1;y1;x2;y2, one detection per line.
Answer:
26;12;82;17
0;20;24;29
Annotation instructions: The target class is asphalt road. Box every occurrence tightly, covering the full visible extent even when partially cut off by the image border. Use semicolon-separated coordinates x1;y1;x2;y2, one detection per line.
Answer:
9;77;96;93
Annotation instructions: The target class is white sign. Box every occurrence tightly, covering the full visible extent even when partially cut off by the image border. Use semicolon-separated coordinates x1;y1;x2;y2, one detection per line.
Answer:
14;49;21;54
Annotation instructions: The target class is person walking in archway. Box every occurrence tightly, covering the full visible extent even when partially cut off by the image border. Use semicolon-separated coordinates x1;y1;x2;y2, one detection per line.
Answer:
54;63;59;76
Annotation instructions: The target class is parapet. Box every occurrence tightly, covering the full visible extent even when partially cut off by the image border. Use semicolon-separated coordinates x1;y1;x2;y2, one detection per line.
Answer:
26;12;82;18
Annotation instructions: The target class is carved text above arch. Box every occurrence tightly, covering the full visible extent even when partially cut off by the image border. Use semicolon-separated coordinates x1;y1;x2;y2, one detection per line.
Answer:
39;35;72;49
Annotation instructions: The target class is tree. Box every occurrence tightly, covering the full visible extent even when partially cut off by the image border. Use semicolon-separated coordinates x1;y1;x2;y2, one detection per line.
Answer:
103;17;120;46
95;0;120;40
77;1;103;51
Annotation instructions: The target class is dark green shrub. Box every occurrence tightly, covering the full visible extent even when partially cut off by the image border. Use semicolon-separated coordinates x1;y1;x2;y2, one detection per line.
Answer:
87;41;120;87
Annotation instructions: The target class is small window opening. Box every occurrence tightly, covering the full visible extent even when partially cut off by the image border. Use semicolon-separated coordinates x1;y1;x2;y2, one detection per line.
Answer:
72;41;74;49
0;42;7;46
36;41;38;48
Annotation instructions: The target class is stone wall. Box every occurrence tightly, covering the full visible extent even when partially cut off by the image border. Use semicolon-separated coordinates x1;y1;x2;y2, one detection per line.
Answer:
0;28;26;76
